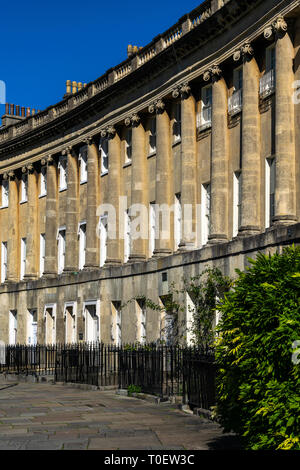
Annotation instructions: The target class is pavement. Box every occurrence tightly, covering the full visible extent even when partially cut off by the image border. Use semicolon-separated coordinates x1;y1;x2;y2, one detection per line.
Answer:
0;382;242;450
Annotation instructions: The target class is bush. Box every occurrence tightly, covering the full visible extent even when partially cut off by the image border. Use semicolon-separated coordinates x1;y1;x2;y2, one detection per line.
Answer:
216;246;300;450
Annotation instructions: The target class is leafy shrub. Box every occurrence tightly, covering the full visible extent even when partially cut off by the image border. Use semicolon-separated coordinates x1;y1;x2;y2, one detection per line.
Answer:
216;246;300;450
127;384;142;396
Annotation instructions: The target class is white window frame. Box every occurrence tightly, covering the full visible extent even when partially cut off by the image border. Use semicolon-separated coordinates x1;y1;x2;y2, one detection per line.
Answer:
44;303;57;345
27;309;38;345
99;215;108;267
201;183;211;246
64;301;77;344
265;158;275;229
58;155;68;191
9;310;17;345
136;299;146;344
197;85;212;130
148;117;156;155
99;139;109;175
186;293;195;346
79;146;88;184
57;226;66;274
1;241;7;283
39;166;47;197
260;45;276;98
149;203;156;257
20;237;27;280
124;210;131;262
1;180;9;208
174;193;182;250
39;233;46;277
125;128;132;163
233;172;242;238
111;302;122;346
20;173;28;203
82;300;100;343
78;221;87;270
173;102;181;143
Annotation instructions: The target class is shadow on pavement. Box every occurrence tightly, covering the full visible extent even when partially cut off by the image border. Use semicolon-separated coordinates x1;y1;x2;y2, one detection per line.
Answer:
207;433;244;450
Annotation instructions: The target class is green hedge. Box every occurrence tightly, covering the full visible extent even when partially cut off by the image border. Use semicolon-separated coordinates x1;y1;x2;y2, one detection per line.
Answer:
216;246;300;450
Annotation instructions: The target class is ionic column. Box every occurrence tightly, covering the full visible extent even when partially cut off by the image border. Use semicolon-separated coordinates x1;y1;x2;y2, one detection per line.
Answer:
236;44;261;236
204;66;229;244
84;137;100;269
6;171;19;282
64;146;79;273
23;164;38;279
173;83;197;250
125;114;148;262
105;126;122;266
272;17;297;225
149;100;173;256
43;156;58;278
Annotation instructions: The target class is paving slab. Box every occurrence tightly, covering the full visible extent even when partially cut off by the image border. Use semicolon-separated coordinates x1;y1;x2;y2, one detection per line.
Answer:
0;382;242;450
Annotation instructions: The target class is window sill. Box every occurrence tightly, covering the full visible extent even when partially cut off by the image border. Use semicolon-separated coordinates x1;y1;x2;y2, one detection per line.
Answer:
172;138;181;147
80;180;87;185
148;151;156;159
39;193;47;199
197;123;212;132
59;187;67;193
123;161;132;168
0;205;8;210
101;171;108;177
20;199;28;205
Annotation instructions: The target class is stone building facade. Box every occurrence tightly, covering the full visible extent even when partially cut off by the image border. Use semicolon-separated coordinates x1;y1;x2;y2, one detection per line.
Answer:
0;0;300;345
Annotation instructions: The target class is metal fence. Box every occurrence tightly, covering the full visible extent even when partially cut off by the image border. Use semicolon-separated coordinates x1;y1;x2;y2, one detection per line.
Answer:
0;343;216;410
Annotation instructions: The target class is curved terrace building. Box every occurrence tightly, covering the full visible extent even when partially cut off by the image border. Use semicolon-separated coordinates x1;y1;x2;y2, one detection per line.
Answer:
0;0;300;345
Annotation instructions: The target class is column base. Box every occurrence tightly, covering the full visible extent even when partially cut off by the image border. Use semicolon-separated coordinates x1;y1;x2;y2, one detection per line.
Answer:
61;267;79;275
152;249;173;258
178;241;196;252
4;278;18;284
23;274;38;281
83;265;100;272
208;234;228;245
104;258;122;267
238;226;261;237
127;254;147;264
42;271;58;279
272;215;298;226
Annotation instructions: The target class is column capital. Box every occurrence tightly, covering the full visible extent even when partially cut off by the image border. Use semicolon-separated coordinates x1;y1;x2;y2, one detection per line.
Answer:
125;113;140;127
264;16;287;40
84;136;96;146
172;82;191;99
100;126;116;139
61;145;74;156
26;163;35;174
148;99;165;114
233;42;254;62
203;64;222;83
46;155;55;166
7;170;15;180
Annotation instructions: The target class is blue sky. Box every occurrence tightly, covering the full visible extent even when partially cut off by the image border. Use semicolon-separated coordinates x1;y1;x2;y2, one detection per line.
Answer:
0;0;202;118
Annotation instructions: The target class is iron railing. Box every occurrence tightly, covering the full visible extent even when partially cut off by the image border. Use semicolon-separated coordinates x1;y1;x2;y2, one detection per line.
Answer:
0;343;216;410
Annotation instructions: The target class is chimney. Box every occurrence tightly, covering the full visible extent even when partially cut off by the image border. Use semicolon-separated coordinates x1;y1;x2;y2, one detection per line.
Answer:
1;102;28;127
1;102;41;128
